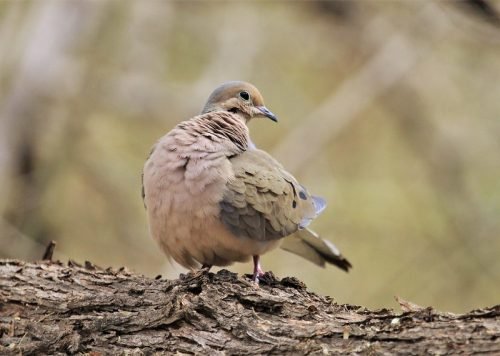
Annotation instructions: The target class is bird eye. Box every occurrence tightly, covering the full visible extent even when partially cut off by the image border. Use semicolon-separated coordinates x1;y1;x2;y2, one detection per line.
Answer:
239;91;250;101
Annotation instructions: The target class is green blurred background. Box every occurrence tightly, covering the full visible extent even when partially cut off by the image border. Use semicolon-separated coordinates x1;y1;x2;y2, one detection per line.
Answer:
1;1;499;313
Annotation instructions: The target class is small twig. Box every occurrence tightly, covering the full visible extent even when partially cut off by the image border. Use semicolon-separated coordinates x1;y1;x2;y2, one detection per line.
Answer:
41;240;56;261
14;332;26;353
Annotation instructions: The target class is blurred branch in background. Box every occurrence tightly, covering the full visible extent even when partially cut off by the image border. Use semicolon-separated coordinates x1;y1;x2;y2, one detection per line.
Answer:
272;2;447;169
0;1;106;259
370;82;499;303
109;2;264;123
458;0;500;27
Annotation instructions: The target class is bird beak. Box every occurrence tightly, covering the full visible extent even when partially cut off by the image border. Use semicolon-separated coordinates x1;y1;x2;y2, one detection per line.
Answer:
256;106;278;122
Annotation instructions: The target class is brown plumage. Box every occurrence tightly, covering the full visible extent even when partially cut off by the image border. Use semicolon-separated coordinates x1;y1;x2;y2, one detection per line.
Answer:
142;81;351;282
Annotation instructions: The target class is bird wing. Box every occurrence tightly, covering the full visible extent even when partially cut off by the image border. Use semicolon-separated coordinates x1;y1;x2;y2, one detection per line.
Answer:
220;149;325;241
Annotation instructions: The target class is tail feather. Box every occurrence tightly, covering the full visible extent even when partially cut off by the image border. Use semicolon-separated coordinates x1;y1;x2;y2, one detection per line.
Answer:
281;228;352;272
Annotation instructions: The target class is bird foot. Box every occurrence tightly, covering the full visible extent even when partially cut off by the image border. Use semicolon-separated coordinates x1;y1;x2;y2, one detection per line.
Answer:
201;264;212;271
252;269;265;283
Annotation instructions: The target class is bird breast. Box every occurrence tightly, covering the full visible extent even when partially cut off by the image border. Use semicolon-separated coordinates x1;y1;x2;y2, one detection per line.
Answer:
144;128;233;223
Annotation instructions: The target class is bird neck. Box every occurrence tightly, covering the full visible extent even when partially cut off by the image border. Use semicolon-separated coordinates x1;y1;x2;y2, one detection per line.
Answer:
181;112;250;153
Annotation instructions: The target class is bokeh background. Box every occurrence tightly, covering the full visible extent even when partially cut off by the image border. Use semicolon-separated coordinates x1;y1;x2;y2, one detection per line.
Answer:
1;1;499;313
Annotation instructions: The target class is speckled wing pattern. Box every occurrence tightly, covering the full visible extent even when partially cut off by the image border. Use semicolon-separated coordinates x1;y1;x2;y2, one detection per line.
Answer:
220;149;325;241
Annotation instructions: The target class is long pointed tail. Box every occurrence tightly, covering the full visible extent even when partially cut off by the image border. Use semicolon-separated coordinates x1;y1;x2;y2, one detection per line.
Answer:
281;228;352;272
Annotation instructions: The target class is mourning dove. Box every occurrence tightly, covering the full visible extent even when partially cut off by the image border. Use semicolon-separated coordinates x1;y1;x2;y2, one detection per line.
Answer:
142;81;351;282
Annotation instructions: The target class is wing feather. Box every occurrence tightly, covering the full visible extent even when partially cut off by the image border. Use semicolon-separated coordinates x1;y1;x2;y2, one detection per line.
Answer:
220;149;324;241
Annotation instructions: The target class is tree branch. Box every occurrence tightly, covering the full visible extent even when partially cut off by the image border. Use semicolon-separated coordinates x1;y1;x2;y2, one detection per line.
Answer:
0;259;498;354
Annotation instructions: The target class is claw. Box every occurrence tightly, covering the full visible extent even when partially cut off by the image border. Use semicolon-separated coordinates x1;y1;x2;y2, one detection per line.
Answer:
201;264;212;272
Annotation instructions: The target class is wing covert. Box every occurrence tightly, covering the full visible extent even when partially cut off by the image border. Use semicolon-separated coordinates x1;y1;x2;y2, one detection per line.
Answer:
219;149;324;241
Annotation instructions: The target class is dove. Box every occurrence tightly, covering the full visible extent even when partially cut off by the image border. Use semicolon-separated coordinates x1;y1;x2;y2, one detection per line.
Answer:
142;81;351;282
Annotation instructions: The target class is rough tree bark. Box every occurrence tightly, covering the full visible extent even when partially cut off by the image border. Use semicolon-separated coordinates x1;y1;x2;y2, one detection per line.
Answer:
0;258;498;355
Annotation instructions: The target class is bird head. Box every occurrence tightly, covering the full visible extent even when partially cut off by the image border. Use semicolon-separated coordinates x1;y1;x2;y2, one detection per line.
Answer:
201;81;278;123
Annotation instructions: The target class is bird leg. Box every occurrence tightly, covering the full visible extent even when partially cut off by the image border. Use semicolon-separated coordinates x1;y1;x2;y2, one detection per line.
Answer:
252;255;264;283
